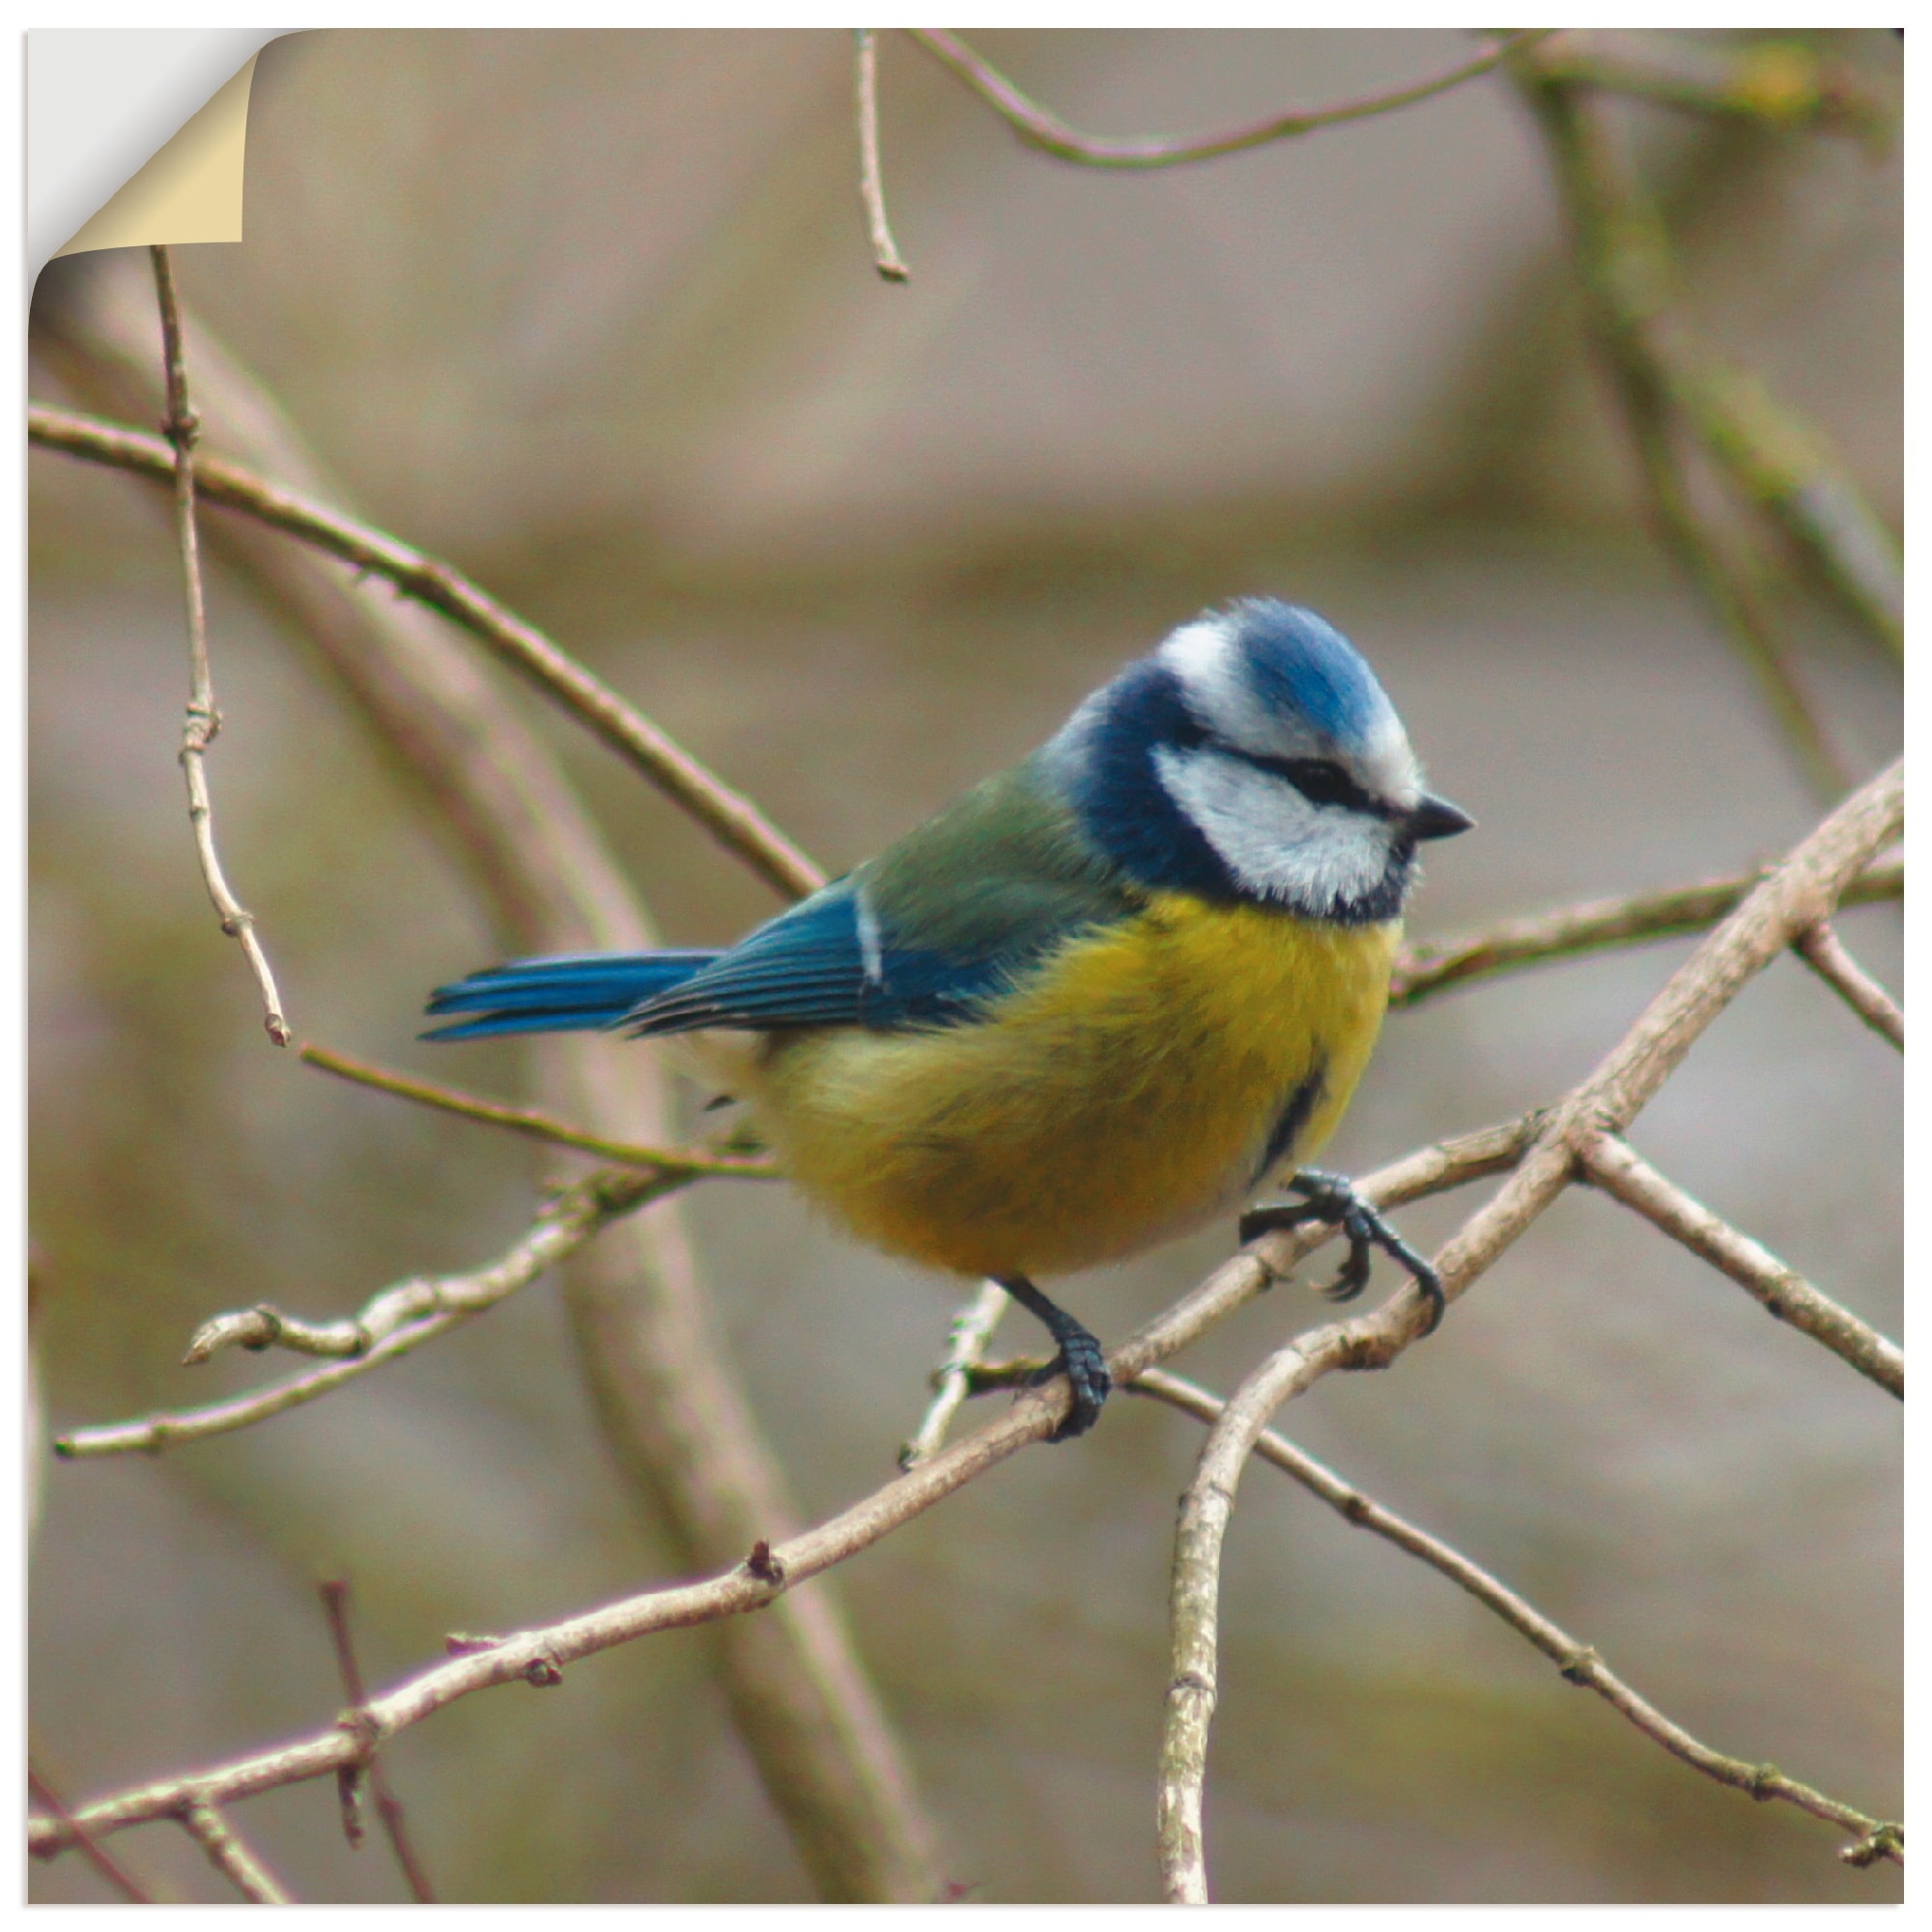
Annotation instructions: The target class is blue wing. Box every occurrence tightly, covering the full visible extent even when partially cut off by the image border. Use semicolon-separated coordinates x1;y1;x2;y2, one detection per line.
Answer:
426;761;1142;1044
620;877;1033;1037
424;881;1052;1043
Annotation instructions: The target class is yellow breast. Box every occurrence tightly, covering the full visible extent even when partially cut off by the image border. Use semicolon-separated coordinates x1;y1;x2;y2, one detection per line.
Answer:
742;895;1399;1280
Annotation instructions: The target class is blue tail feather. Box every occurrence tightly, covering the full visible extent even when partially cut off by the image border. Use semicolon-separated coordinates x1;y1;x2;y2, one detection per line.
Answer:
423;950;718;1041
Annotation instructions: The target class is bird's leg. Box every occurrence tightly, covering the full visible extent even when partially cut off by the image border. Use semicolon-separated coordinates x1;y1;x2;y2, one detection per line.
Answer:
995;1276;1111;1440
1239;1168;1445;1335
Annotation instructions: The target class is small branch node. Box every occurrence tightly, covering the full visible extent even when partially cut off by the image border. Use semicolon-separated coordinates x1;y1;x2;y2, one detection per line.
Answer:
1558;1645;1602;1686
1841;1823;1904;1868
745;1539;788;1585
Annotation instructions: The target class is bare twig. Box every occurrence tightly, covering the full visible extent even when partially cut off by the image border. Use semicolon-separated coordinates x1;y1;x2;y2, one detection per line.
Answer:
26;403;824;903
1417;760;1899;1337
179;1801;292;1904
1158;1321;1367;1900
27;1758;154;1903
1677;363;1903;661
910;28;1547;168
1155;758;1903;1901
1541;32;1897;148
320;1579;436;1901
1132;1367;1902;1862
898;1277;1010;1468
1792;922;1903;1050
149;248;291;1045
299;1040;780;1177
1511;59;1852;795
1580;1136;1902;1397
53;1167;676;1458
1391;854;1901;1007
856;31;911;280
28;1115;1533;1864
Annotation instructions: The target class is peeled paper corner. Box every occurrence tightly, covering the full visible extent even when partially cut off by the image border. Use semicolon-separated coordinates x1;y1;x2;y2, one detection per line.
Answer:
54;52;261;261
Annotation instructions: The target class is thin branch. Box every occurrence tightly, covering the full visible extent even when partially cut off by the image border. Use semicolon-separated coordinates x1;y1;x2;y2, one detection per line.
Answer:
179;1801;292;1904
320;1579;437;1901
1131;1367;1902;1862
1390;853;1902;1007
855;31;911;280
52;1167;677;1458
1675;362;1903;661
1580;1135;1902;1397
909;28;1548;169
149;248;291;1045
1541;32;1898;149
1412;760;1900;1337
27;1758;154;1903
1160;1324;1367;1899
1793;922;1903;1050
1154;758;1903;1902
28;1115;1533;1863
299;1040;780;1177
26;403;825;904
1511;58;1853;795
898;1277;1010;1468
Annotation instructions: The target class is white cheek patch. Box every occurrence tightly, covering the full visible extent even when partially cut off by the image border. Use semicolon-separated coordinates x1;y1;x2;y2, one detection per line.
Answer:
1362;724;1424;811
1153;746;1394;911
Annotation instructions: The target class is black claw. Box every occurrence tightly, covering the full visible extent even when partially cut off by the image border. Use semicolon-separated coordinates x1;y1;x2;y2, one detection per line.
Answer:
998;1276;1110;1440
1241;1169;1445;1334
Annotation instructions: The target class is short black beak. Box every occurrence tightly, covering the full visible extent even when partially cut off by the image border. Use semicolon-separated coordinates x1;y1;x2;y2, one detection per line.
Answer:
1407;792;1475;841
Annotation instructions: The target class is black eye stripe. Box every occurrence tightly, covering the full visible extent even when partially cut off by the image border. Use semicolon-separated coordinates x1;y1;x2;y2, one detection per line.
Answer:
1238;753;1390;818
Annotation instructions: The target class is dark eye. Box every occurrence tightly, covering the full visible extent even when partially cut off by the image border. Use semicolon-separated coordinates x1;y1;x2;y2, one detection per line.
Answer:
1279;758;1357;809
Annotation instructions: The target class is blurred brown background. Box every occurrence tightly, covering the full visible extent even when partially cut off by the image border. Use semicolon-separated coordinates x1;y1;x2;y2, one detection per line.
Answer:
28;28;1900;1904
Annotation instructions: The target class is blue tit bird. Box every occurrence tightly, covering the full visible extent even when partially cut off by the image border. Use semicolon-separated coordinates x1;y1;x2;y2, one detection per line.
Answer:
425;599;1471;1439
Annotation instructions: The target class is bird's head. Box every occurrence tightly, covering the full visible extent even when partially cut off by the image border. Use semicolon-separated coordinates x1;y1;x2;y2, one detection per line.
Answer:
1042;599;1472;923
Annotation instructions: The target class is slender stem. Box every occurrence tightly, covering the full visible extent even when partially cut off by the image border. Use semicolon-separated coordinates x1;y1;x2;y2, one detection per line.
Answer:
856;31;911;280
27;1760;154;1902
1159;1324;1365;1899
26;403;824;903
1792;922;1903;1050
150;248;292;1044
179;1801;292;1904
1511;58;1851;797
53;1168;678;1458
1391;854;1902;1007
1133;1367;1902;1861
1541;33;1897;148
320;1579;437;1901
299;1040;779;1177
909;29;1547;169
1676;362;1902;660
1580;1135;1902;1397
898;1278;1010;1468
